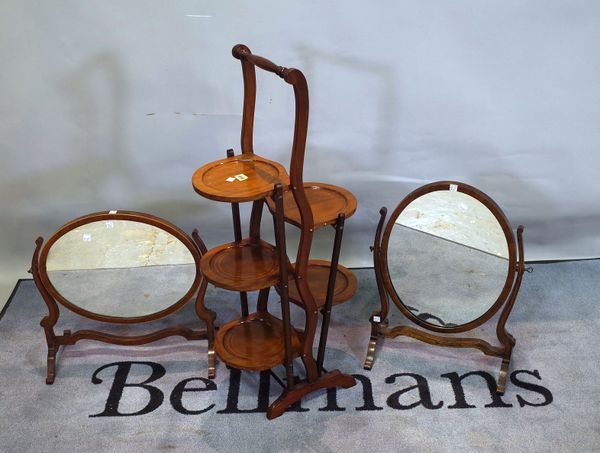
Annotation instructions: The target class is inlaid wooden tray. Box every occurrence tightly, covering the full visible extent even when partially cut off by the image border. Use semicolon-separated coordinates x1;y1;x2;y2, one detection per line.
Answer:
266;182;357;228
214;311;301;372
192;153;290;203
200;238;291;292
287;259;357;309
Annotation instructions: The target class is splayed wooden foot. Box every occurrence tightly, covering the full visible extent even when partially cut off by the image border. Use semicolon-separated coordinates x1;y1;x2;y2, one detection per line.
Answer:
46;346;58;385
364;318;385;370
363;332;378;370
267;370;356;419
496;358;511;394
207;347;216;379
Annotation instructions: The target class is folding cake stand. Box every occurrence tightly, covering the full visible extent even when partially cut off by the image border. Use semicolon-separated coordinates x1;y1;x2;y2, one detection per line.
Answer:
192;45;357;419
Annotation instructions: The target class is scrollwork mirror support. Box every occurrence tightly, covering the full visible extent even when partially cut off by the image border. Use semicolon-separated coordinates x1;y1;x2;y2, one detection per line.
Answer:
364;181;527;394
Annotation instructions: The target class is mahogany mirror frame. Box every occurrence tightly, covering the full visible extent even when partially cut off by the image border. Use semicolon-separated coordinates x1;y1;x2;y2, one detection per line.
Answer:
31;210;216;384
364;181;526;393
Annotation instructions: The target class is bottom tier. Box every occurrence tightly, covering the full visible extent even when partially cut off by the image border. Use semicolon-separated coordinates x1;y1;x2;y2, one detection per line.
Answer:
288;260;357;309
214;311;301;372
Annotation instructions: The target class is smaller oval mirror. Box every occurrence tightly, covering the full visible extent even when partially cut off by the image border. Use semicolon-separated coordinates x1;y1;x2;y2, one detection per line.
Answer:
386;186;512;328
366;181;525;393
43;217;198;320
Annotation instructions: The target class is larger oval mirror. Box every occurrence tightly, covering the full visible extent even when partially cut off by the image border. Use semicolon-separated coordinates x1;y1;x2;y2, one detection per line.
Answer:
40;213;199;321
385;184;513;329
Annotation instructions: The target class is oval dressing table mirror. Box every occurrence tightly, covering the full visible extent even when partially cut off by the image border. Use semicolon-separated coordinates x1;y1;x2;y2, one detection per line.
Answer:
31;211;216;383
364;181;526;393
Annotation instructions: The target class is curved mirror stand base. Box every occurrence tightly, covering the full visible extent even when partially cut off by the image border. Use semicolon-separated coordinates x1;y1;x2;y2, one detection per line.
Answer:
364;323;515;394
364;182;526;395
31;213;216;384
39;324;213;386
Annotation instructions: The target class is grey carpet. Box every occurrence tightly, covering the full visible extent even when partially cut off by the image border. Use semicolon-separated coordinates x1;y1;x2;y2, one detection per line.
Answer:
0;262;599;452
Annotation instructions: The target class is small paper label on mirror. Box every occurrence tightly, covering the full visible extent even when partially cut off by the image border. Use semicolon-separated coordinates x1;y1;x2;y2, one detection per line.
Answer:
226;177;236;182
373;315;381;323
82;233;92;242
105;221;114;229
109;210;117;214
234;173;248;181
449;184;458;192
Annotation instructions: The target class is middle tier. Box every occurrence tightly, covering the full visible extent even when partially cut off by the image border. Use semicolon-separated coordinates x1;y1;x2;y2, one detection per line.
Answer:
200;238;292;292
265;182;357;229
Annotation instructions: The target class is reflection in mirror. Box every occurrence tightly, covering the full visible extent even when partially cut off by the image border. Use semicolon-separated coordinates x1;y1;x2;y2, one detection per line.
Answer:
388;190;509;327
46;220;196;318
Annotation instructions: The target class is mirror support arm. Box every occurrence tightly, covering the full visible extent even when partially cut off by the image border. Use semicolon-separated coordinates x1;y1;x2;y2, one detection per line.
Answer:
496;225;526;350
494;225;526;393
31;237;60;385
192;229;217;378
364;207;388;370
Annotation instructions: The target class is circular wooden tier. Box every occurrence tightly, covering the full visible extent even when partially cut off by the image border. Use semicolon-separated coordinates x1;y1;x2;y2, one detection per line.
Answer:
192;153;290;203
200;238;291;292
288;260;357;309
265;182;357;229
215;311;301;372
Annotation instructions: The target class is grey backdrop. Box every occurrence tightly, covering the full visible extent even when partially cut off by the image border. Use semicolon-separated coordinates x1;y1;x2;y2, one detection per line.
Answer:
2;0;600;303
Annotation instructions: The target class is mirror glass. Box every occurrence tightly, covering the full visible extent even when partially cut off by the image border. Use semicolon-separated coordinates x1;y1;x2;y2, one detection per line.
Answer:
388;189;509;327
46;220;196;318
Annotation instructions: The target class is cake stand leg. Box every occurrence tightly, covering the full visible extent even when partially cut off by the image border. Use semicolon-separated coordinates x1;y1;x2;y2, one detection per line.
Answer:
226;148;250;317
230;198;249;317
256;287;271;313
272;183;295;390
316;213;345;374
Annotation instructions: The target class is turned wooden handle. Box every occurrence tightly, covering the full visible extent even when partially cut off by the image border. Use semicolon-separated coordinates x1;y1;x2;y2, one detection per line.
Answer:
232;44;288;79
